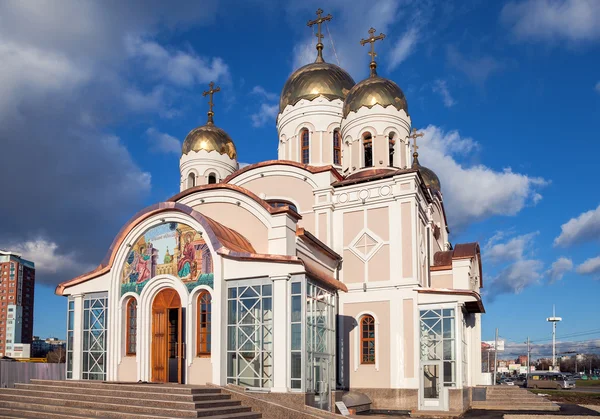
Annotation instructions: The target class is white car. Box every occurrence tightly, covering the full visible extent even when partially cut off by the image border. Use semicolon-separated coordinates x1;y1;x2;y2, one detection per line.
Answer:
500;379;515;386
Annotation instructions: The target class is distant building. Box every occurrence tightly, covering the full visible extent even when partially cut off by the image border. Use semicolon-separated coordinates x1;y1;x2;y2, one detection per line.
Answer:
6;343;30;358
32;336;66;357
0;251;35;356
517;355;528;365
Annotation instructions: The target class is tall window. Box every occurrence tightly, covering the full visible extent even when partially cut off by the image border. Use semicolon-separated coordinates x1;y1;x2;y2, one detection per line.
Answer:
208;173;217;184
420;308;456;387
363;132;373;168
197;291;212;356
360;314;375;364
333;129;341;165
389;132;396;167
301;128;310;164
187;173;196;188
126;298;137;355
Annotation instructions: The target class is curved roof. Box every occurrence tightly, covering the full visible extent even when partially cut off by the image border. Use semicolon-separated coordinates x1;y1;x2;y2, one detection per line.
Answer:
181;123;237;159
223;160;344;183
342;76;408;118
55;202;254;295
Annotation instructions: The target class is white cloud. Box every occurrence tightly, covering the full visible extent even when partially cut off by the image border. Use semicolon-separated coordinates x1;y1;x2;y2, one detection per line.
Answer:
576;255;600;278
123;85;177;118
418;125;547;229
145;128;181;154
125;36;230;87
388;27;419;71
554;203;600;247
595;81;600;93
501;0;600;43
3;239;94;280
251;103;279;128
446;46;503;85
546;257;574;283
431;79;456;107
483;231;544;300
251;85;278;101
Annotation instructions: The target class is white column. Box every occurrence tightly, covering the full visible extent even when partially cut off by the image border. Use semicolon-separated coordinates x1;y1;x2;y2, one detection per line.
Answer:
271;274;290;392
71;294;84;380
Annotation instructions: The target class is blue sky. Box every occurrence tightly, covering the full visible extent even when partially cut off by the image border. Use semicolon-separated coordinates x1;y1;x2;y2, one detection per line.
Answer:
0;0;599;358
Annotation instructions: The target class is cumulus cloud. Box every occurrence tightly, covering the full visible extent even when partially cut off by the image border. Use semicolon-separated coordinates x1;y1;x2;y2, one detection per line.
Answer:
501;0;600;43
0;1;227;286
546;257;574;283
146;128;181;154
554;203;600;247
446;45;504;85
431;79;456;107
1;239;94;284
388;27;419;71
483;231;544;300
418;125;547;229
250;86;279;127
576;255;600;279
125;36;231;87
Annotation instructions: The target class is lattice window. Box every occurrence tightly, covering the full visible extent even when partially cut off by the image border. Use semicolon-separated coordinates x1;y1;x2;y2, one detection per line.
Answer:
420;308;456;387
126;298;137;355
197;290;212;356
301;129;310;164
82;294;108;380
360;315;376;364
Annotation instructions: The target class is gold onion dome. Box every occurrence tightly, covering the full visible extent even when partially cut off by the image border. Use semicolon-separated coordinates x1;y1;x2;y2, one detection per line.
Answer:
412;154;441;192
279;9;355;113
343;27;408;118
181;82;237;159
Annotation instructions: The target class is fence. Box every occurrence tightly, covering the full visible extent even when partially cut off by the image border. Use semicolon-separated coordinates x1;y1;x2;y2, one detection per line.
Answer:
0;360;65;388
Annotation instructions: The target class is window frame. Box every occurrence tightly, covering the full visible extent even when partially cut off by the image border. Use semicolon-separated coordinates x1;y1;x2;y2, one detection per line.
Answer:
196;290;212;357
301;128;310;164
207;173;217;184
363;132;373;168
360;314;376;365
126;297;137;356
333;129;341;165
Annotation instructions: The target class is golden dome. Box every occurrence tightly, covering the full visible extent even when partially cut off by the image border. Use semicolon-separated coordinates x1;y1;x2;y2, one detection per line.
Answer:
181;122;237;159
412;155;441;191
279;61;355;112
343;76;409;118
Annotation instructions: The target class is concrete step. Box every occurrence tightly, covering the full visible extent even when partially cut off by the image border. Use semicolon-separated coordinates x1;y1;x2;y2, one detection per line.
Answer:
29;379;220;395
471;401;560;411
14;383;230;401
0;388;240;410
0;394;252;418
0;406;92;419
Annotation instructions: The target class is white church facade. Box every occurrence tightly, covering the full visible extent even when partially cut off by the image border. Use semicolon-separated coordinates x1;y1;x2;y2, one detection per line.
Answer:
57;11;485;414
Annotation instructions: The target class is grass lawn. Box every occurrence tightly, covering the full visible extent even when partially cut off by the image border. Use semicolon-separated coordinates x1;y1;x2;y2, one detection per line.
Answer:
530;389;600;405
576;380;600;387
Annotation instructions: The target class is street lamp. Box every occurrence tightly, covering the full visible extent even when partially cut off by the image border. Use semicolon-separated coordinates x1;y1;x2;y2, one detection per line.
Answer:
546;305;562;371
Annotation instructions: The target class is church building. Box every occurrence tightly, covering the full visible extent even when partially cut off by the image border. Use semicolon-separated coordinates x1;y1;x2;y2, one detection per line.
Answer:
57;10;485;414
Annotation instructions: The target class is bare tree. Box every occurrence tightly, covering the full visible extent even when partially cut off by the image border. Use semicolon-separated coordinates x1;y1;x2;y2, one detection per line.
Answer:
46;347;66;363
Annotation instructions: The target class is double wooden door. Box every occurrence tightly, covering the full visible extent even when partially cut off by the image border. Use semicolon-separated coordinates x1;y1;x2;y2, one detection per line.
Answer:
151;288;184;383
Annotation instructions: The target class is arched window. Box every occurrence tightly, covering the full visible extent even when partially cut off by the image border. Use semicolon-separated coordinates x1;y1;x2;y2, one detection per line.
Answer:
126;298;137;356
360;314;375;364
208;173;217;184
333;129;341;165
388;132;396;167
197;290;212;356
363;132;373;168
187;173;196;188
300;128;310;164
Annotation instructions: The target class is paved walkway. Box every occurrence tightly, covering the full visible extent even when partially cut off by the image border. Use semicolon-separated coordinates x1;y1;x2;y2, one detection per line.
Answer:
463;404;600;419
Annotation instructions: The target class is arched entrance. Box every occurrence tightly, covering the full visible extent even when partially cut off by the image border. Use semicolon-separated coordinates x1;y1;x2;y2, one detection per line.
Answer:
151;288;184;383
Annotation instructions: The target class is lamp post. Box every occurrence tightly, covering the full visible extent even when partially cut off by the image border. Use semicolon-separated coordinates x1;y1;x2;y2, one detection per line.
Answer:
546;305;562;371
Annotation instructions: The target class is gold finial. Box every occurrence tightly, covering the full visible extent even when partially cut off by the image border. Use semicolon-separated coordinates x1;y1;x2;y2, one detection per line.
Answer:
202;81;221;125
360;27;386;77
307;8;332;63
408;128;424;166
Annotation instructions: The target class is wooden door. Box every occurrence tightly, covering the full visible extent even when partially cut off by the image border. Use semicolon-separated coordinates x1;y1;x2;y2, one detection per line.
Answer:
151;289;181;383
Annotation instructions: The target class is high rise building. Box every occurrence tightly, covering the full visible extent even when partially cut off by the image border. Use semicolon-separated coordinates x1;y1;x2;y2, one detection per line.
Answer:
0;250;35;356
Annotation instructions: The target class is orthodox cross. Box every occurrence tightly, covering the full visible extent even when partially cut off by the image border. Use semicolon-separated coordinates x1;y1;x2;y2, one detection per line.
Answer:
408;128;424;162
360;27;385;76
203;81;221;124
307;8;332;62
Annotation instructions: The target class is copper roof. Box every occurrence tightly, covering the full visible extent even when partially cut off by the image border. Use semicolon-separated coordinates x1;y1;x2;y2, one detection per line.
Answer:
432;242;483;287
417;288;485;313
224;160;344;183
333;167;419;187
296;227;341;261
55;202;254;295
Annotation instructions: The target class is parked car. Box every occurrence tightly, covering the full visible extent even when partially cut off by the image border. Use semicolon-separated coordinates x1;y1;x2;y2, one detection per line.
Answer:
500;378;515;386
526;372;576;390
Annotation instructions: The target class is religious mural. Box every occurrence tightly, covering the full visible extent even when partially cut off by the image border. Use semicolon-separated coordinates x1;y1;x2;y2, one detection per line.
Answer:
121;222;213;295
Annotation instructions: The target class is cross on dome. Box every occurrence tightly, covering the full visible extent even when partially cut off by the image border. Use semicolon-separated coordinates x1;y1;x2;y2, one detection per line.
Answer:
307;8;333;63
360;27;386;77
202;81;221;125
408;128;424;163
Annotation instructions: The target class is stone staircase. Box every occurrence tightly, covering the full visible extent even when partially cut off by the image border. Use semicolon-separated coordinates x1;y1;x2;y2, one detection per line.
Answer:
471;385;560;411
0;379;262;418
